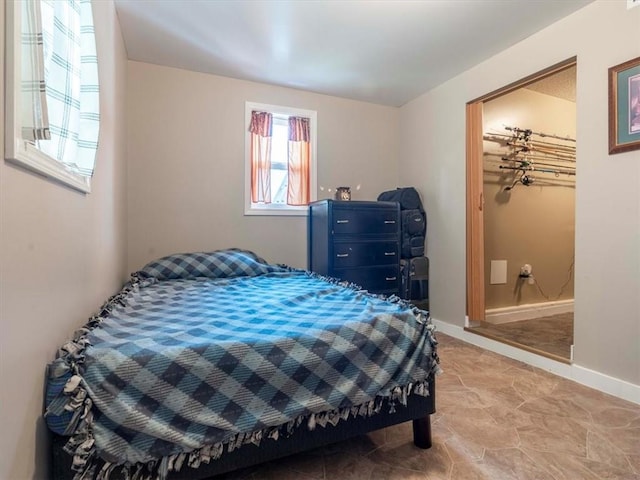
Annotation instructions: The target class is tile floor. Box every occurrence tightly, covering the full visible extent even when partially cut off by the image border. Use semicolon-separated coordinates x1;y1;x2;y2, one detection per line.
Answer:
468;313;574;361
212;333;640;480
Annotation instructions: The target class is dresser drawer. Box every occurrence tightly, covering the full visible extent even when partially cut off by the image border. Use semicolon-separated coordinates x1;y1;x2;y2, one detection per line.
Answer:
336;265;399;293
308;200;401;296
332;207;398;235
333;242;398;268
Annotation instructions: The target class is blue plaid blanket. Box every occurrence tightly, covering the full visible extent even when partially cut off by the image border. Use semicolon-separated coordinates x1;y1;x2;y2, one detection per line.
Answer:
45;250;438;479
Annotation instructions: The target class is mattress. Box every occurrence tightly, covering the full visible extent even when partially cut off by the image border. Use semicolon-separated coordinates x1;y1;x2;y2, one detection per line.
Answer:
44;249;439;479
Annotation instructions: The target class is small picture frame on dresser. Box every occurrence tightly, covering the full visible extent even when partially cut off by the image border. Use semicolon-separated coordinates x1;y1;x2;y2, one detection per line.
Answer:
335;187;351;201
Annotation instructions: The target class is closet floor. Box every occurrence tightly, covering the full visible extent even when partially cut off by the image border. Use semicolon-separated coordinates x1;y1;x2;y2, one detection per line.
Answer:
467;313;573;363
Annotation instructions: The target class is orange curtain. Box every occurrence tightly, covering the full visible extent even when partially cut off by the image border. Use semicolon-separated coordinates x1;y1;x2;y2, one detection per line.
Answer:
249;111;272;204
287;116;311;205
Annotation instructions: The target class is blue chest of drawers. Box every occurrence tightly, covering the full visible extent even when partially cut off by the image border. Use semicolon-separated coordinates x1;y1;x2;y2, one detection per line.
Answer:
308;199;401;295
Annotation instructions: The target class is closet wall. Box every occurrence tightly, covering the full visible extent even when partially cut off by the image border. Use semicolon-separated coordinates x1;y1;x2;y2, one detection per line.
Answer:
483;87;576;310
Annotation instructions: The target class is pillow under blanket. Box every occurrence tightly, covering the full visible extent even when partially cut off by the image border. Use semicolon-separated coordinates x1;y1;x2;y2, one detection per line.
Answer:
137;248;285;281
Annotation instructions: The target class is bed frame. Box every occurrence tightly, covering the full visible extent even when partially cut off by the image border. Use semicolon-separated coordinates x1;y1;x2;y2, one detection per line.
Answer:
51;379;435;479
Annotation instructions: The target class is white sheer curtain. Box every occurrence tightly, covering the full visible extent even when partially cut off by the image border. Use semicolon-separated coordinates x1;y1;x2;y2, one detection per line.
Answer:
36;0;100;177
20;0;50;142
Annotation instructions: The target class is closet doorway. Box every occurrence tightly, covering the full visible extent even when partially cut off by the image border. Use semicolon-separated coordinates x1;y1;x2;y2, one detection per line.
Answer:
465;58;576;363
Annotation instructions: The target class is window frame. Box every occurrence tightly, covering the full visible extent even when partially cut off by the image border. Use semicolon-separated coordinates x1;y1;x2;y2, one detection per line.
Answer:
244;101;317;216
4;1;92;193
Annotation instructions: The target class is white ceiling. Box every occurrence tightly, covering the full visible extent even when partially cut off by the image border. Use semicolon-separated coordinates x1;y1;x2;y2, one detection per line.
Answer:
113;0;592;107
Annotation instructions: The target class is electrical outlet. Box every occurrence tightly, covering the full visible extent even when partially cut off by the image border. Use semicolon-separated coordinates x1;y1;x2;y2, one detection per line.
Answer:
520;264;532;277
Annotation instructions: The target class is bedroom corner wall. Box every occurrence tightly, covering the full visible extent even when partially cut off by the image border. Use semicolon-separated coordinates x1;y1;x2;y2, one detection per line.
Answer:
0;1;128;478
399;0;640;388
125;62;400;273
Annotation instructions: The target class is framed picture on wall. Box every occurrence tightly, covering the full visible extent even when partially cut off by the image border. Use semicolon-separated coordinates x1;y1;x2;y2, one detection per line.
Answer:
609;56;640;154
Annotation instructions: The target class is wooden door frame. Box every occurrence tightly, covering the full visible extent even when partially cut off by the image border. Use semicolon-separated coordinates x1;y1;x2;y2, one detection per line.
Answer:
466;102;485;324
465;57;577;325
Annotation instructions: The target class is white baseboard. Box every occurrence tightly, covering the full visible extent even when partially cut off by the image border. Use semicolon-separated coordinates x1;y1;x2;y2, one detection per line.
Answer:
432;318;640;406
485;299;574;324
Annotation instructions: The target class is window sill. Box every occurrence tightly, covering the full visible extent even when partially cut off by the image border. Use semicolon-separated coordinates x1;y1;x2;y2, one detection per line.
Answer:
6;140;91;193
244;205;309;216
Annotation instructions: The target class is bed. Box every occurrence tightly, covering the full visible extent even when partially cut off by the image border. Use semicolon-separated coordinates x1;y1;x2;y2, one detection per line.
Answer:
45;249;439;479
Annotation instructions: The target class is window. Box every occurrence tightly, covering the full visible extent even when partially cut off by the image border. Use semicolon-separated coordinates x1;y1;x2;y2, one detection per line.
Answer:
4;0;100;193
245;102;317;216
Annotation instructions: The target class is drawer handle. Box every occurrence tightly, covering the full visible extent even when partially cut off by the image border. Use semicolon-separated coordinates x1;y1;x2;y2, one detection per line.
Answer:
336;253;349;258
384;252;396;256
386;276;397;281
336;220;350;224
384;220;396;224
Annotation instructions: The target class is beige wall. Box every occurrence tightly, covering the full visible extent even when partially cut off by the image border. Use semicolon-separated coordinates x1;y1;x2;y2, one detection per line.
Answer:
126;62;400;272
483;88;576;309
1;1;638;476
0;1;128;478
399;0;640;385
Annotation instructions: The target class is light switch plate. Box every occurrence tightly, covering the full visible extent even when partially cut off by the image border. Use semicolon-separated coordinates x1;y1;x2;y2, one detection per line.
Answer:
490;260;508;284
